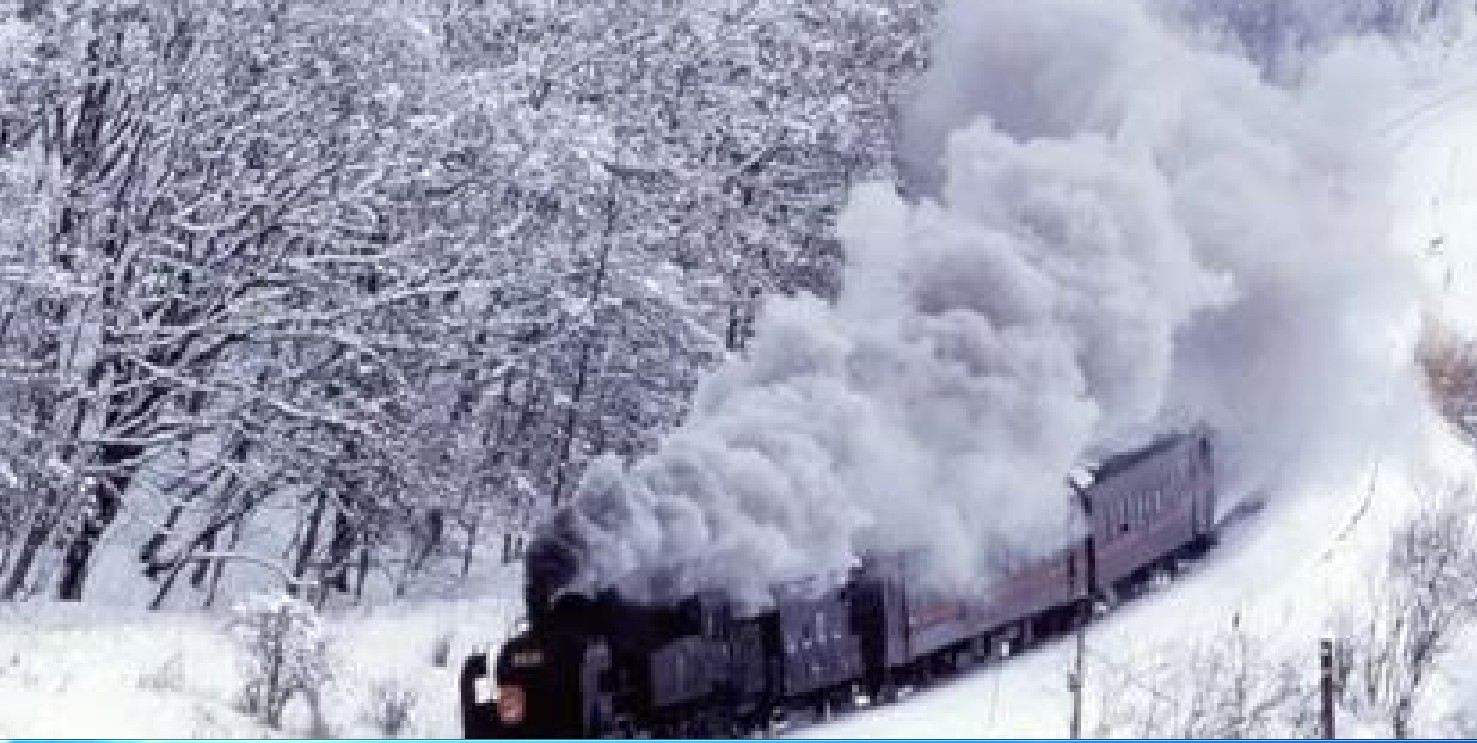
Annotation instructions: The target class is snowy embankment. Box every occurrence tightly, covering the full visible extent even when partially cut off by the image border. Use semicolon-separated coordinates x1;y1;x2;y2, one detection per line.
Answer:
0;568;522;738
799;73;1477;741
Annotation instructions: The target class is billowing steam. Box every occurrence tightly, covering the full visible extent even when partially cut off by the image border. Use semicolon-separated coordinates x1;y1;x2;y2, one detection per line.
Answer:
539;0;1429;609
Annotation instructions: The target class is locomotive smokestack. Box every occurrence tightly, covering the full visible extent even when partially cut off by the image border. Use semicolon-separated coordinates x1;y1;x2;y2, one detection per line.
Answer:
523;511;584;621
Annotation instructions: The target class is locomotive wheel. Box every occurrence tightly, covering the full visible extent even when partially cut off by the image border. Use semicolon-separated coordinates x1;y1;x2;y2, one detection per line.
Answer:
870;673;898;706
970;635;990;663
915;659;934;687
955;646;976;672
1019;619;1036;649
1150;562;1176;589
815;694;833;722
766;707;787;736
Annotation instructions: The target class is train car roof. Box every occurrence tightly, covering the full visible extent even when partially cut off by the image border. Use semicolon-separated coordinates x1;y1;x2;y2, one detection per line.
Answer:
1090;432;1190;480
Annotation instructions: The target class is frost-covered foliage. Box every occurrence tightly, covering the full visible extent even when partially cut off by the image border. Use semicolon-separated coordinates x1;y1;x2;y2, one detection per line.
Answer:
0;0;931;606
228;593;332;730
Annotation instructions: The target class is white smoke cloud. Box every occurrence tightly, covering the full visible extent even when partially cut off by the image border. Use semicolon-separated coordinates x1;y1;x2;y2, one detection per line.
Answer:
546;0;1431;607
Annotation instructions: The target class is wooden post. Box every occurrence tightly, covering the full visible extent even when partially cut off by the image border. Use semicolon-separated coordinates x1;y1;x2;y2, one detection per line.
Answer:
1320;638;1336;739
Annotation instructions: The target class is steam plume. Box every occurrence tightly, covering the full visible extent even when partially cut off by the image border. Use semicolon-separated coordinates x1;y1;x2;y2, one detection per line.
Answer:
539;0;1428;609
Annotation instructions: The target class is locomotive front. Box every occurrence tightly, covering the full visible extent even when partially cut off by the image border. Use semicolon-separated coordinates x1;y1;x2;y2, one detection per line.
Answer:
461;620;612;739
462;525;613;739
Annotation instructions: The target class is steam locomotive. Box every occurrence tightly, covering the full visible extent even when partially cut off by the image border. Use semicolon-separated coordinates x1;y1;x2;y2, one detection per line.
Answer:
460;430;1217;738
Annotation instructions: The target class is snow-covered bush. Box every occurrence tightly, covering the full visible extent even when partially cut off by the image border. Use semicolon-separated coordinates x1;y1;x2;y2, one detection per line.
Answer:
363;676;418;738
1094;619;1320;738
1332;486;1477;737
228;593;332;730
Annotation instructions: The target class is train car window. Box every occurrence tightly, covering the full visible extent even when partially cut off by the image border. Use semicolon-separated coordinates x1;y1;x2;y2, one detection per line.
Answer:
815;610;826;645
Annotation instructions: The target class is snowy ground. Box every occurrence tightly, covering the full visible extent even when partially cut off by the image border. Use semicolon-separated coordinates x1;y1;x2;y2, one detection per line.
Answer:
3;40;1477;743
0;569;523;738
1391;75;1477;334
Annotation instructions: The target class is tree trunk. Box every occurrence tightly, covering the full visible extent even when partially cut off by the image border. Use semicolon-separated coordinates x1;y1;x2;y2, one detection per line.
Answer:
290;492;327;597
148;546;193;610
2;517;52;600
551;206;615;506
353;546;369;603
58;475;122;601
462;508;480;576
204;518;243;609
190;528;215;588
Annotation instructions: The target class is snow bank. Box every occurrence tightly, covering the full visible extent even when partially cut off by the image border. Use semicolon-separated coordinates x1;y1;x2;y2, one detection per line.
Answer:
0;565;523;738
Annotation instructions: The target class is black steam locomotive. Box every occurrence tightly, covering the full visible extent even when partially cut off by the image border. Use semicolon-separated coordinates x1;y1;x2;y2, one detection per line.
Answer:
460;430;1217;738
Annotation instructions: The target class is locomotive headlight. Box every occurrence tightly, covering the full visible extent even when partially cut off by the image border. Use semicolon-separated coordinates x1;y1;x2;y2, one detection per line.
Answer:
496;685;526;725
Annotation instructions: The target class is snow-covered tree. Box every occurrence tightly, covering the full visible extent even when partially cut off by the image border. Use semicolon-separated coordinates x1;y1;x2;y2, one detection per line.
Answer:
0;0;934;605
229;591;333;730
1334;487;1477;738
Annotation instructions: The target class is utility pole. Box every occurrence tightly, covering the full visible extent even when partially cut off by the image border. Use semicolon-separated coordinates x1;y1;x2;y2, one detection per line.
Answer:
1319;638;1336;739
1070;599;1086;739
1065;476;1094;741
